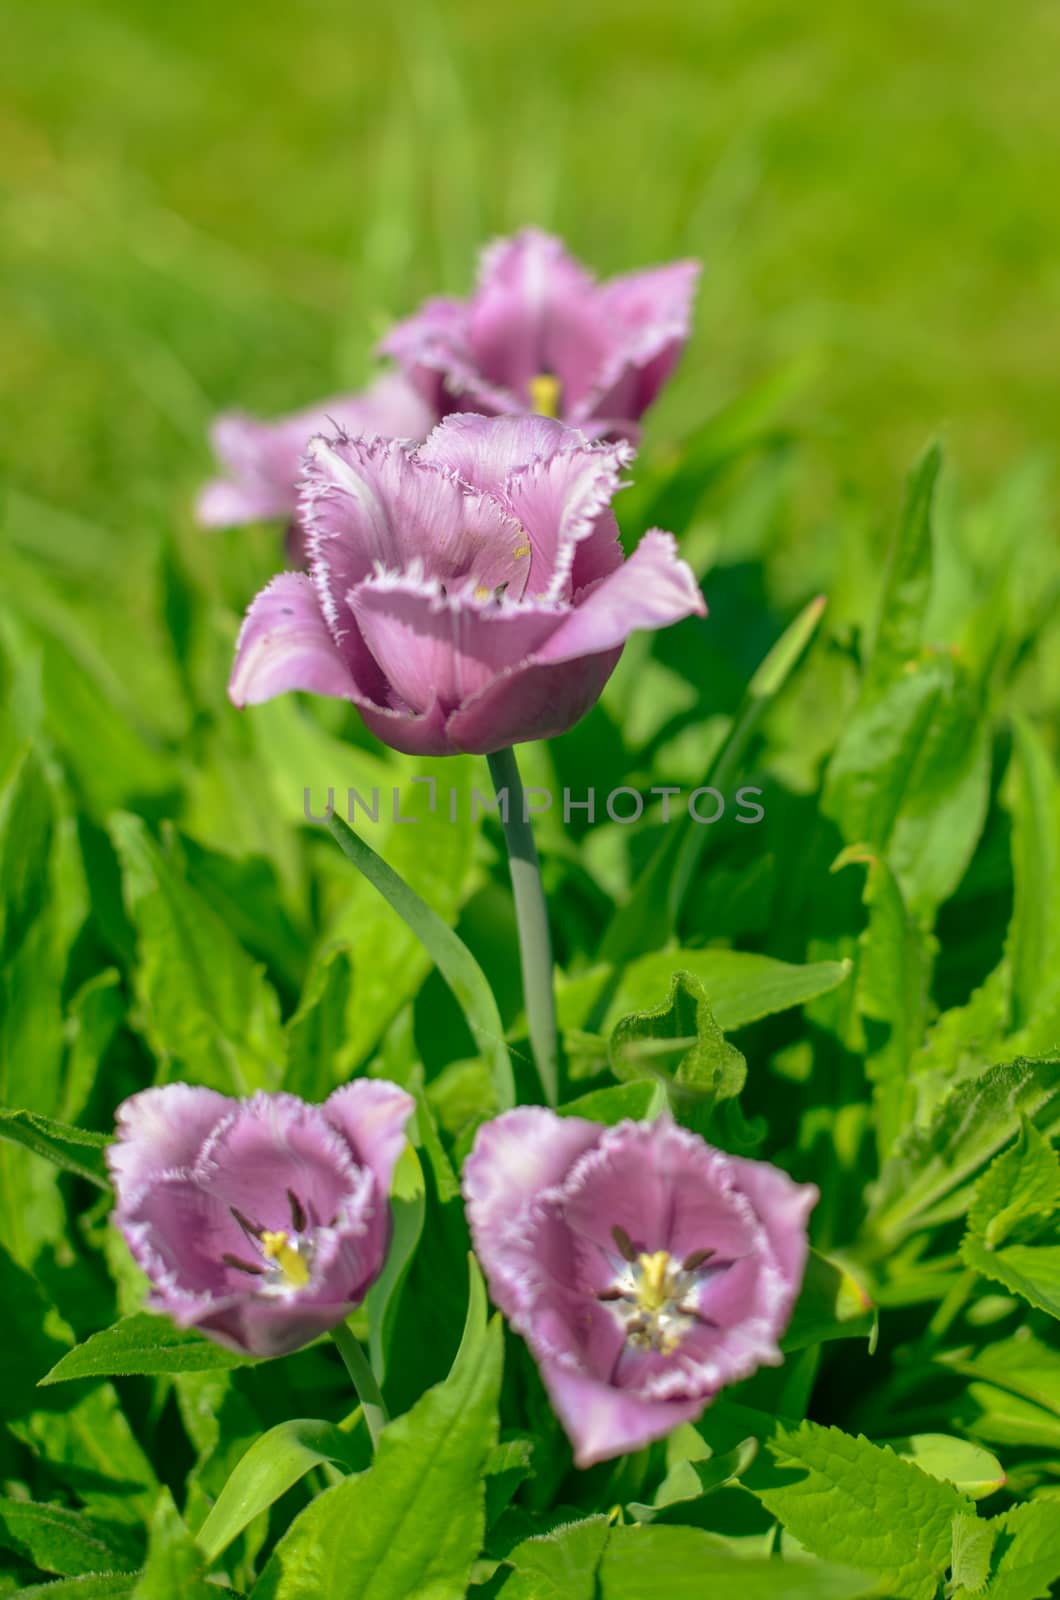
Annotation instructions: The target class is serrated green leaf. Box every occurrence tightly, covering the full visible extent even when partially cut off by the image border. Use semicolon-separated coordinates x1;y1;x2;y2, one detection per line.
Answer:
0;1498;141;1579
17;1579;139;1598
251;1260;502;1600
196;1419;362;1565
962;1121;1060;1317
980;1500;1060;1600
824;651;990;922
109;813;285;1093
868;1056;1060;1244
751;1421;972;1600
609;970;746;1126
834;845;931;1157
0;1108;110;1188
599;1525;876;1599
39;1313;256;1385
10;1383;159;1528
938;1332;1060;1418
503;1516;610;1599
949;1510;995;1596
556;1080;669;1125
865;443;940;695
1006;718;1060;1037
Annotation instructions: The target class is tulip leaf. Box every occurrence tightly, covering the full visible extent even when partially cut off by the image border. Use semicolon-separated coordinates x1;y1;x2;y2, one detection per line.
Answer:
39;1314;257;1385
875;1435;1005;1501
109;813;286;1095
133;1490;219;1600
196;1419;362;1565
781;1249;876;1353
323;811;514;1110
364;1143;426;1382
0;1496;142;1578
282;943;354;1102
251;1259;502;1600
0;1107;111;1189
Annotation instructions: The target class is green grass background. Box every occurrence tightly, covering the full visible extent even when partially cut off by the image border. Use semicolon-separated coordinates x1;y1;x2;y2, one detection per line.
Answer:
3;0;1059;537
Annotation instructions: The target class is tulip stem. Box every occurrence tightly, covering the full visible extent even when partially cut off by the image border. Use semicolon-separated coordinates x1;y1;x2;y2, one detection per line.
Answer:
331;1321;388;1449
486;746;559;1107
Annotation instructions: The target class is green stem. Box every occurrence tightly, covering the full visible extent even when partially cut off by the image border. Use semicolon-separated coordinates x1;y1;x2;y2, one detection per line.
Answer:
486;747;559;1106
330;1321;388;1449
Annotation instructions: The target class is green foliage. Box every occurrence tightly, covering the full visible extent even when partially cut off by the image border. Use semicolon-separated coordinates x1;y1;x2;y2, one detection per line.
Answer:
3;25;1060;1585
251;1265;502;1599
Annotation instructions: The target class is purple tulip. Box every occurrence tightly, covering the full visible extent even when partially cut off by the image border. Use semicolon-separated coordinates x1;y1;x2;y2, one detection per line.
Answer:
228;413;705;755
380;229;699;440
107;1081;414;1358
197;372;435;536
463;1110;816;1467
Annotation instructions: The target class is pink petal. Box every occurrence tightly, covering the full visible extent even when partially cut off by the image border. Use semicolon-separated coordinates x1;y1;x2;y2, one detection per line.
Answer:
228;573;360;708
468;229;610;410
541;1357;703;1469
417;413;579;492
501;440;632;602
197;376;434;530
444;645;622;754
581;260;701;426
350;577;565;717
195;1092;361;1232
463;1109;604;1317
533;529;705;665
725;1156;818;1288
324;1079;416;1202
356;697;456;757
107;1085;230;1198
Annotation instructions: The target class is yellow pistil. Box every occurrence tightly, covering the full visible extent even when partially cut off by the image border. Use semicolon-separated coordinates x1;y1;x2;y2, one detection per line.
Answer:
636;1250;673;1313
260;1229;310;1287
528;372;561;419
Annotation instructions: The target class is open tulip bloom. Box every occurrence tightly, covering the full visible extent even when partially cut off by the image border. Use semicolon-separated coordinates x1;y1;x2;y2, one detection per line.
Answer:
107;1081;414;1359
381;227;700;439
229;413;706;755
463;1110;817;1467
197;371;435;536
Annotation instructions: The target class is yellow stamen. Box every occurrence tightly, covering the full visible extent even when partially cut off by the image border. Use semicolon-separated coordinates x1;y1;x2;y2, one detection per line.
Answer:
512;543;531;559
474;585;492;600
528;372;561;419
636;1250;673;1313
260;1229;310;1287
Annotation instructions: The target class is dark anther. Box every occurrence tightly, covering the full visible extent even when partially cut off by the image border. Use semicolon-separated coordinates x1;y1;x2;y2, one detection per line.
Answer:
223;1253;265;1276
595;1287;626;1302
611;1225;637;1262
230;1206;262;1240
287;1189;307;1232
681;1247;716;1272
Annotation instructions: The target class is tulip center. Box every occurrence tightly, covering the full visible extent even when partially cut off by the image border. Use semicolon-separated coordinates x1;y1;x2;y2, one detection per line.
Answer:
528;372;561;418
598;1228;726;1355
260;1230;311;1288
223;1192;316;1294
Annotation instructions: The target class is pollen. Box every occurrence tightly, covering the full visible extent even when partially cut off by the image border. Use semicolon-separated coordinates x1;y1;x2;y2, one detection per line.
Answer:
528;372;561;419
260;1229;311;1287
636;1250;674;1313
513;543;531;559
